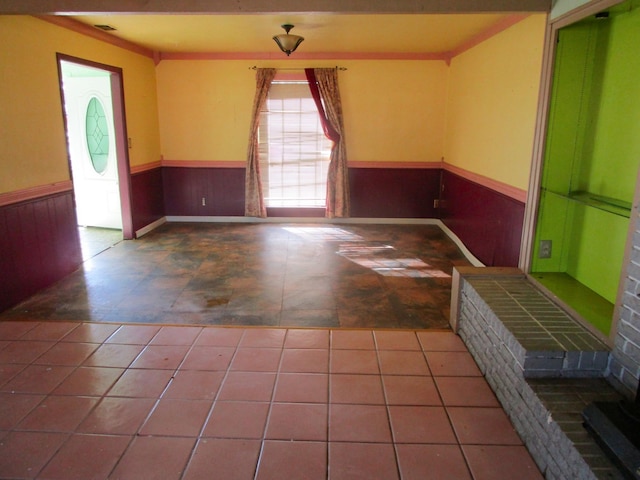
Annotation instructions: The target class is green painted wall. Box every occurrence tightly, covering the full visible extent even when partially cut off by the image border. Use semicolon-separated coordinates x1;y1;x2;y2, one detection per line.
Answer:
533;0;640;334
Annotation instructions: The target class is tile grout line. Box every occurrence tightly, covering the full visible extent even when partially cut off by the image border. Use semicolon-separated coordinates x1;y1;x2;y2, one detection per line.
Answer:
425;340;478;480
100;323;185;480
373;330;404;480
326;329;335;480
251;328;288;480
179;327;248;480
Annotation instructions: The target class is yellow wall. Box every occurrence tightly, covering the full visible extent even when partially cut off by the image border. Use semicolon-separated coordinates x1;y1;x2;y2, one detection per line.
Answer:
0;15;161;194
2;15;546;195
444;15;546;190
156;59;448;163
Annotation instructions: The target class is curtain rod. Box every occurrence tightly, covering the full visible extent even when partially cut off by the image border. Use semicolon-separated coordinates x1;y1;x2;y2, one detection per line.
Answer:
249;66;347;71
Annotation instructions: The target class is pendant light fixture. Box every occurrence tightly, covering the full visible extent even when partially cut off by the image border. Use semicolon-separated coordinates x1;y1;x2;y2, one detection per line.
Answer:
273;24;304;56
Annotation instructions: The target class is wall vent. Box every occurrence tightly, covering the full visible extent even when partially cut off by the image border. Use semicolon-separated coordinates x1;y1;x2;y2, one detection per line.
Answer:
93;24;117;31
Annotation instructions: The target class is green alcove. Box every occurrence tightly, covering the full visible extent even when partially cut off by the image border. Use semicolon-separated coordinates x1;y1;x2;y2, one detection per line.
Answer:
532;0;640;336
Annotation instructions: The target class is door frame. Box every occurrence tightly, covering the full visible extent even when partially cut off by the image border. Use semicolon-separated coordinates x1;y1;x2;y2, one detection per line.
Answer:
56;53;134;239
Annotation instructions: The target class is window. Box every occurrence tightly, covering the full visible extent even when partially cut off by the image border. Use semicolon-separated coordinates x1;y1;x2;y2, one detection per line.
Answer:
85;96;110;174
258;81;332;208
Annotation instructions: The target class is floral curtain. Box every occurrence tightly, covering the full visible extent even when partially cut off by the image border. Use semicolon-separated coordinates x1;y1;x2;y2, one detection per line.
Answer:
245;68;276;218
305;68;350;218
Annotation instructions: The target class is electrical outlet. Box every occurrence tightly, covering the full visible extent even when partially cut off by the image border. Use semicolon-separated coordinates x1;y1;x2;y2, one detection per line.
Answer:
539;240;552;259
201;197;206;206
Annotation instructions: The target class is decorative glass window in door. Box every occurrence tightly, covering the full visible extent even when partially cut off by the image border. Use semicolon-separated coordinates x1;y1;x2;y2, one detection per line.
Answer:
85;96;110;174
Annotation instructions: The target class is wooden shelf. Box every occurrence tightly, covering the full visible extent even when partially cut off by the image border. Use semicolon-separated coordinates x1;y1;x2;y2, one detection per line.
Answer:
568;191;632;218
529;272;614;336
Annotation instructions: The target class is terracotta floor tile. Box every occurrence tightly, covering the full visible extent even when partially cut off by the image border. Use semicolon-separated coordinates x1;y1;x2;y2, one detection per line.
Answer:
382;375;442;406
0;431;68;479
0;363;25;388
377;350;430;376
150;325;203;345
280;348;329;373
256;440;327;480
0;321;38;340
129;344;190;370
105;325;161;345
425;351;482;377
388;406;457;443
37;433;131;480
330;374;385;404
162;370;225;399
52;366;124;396
106;368;173;398
183;438;261;480
140;398;211;436
462;445;544;479
82;343;144;368
61;323;119;343
374;330;421;350
284;329;329;349
21;322;78;341
435;377;500;407
448;407;523;445
266;403;328;441
0;364;74;394
217;372;276;401
417;331;469;352
329;404;392;442
77;397;156;435
239;328;286;348
0;392;45;429
230;347;282;372
274;373;328;403
180;346;235;370
330;349;379;374
203;401;269;439
33;342;98;366
194;327;244;347
331;330;375;350
0;340;55;364
328;442;399;480
16;395;98;432
396;444;472;480
109;436;196;480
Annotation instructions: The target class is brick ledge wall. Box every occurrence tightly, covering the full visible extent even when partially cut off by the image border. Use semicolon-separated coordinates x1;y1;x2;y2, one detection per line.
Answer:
452;267;621;479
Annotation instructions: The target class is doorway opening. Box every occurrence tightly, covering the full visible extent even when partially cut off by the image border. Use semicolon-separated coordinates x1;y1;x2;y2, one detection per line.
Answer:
57;55;133;259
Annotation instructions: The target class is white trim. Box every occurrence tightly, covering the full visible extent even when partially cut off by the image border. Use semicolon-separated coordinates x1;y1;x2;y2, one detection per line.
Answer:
436;222;485;267
135;216;167;238
165;215;484;266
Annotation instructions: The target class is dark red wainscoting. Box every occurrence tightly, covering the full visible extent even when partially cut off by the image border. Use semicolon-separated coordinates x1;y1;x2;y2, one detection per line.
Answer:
440;170;524;267
162;167;245;217
0;191;82;312
348;168;441;218
131;167;165;233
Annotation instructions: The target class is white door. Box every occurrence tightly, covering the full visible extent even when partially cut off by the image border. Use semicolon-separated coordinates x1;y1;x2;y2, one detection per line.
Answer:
61;63;122;229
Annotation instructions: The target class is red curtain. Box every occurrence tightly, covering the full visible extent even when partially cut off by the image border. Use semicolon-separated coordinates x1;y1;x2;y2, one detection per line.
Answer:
304;68;350;218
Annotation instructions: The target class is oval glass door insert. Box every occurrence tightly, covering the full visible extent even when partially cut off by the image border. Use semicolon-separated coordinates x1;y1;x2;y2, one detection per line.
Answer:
85;96;110;174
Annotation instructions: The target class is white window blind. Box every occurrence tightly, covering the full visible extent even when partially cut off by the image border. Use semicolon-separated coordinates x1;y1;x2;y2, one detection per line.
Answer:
259;81;332;208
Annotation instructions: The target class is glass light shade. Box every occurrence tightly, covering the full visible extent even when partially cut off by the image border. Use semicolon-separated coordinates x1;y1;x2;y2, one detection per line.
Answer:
273;25;304;56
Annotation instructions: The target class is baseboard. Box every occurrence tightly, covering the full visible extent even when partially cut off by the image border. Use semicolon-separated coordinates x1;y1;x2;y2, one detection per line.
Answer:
164;215;484;267
437;221;484;267
135;217;167;238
